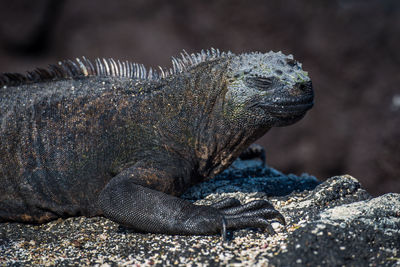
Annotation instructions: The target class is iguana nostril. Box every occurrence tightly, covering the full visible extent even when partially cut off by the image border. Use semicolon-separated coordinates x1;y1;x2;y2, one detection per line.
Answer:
298;81;312;92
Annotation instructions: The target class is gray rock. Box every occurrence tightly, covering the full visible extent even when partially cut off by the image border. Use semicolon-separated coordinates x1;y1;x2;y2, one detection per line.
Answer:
268;177;400;267
182;158;320;200
0;159;399;266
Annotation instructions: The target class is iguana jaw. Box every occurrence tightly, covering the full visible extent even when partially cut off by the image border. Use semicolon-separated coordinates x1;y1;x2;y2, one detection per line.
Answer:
254;82;314;126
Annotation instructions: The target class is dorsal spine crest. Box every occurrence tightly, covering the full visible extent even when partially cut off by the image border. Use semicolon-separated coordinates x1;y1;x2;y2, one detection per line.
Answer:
0;48;233;87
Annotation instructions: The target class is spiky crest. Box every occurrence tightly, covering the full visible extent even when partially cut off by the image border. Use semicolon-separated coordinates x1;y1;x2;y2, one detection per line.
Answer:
0;48;233;87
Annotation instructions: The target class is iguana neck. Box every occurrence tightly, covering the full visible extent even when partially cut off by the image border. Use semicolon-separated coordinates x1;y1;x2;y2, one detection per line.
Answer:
109;58;268;181
168;59;270;180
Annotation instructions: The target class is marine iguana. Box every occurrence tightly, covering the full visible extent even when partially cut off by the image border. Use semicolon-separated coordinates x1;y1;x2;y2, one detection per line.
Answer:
0;49;313;237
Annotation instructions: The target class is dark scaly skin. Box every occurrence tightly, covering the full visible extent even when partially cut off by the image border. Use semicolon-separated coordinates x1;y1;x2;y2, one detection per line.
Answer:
0;50;313;235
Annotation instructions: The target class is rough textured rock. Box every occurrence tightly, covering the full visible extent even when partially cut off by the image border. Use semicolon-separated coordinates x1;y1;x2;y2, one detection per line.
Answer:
1;159;399;266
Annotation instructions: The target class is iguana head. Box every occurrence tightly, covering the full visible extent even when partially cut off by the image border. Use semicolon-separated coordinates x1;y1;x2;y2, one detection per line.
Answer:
224;51;314;127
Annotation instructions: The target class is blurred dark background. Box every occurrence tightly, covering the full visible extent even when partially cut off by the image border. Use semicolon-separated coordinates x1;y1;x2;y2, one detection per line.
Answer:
0;0;399;195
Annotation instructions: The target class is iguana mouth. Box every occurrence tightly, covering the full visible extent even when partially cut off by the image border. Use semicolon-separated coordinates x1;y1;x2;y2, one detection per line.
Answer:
273;94;314;112
252;95;314;117
267;101;314;116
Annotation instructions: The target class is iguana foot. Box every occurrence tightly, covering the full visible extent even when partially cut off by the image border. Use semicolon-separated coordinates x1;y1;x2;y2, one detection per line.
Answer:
210;198;285;239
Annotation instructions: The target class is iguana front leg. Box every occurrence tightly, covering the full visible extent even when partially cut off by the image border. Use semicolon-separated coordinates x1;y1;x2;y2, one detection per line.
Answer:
98;163;284;236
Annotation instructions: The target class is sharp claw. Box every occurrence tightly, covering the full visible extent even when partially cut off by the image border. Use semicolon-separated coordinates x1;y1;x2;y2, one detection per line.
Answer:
221;217;227;242
276;213;286;226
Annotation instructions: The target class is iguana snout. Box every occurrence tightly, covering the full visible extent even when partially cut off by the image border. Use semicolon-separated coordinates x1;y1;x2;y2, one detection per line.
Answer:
259;79;314;124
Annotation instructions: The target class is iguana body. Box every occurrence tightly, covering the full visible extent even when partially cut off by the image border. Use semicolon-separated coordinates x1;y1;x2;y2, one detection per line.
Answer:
0;49;313;235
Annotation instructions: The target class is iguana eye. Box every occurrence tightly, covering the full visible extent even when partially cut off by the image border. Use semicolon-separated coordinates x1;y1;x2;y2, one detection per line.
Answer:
244;76;275;91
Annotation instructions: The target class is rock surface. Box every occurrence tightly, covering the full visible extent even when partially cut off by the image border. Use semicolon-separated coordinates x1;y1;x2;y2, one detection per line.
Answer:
1;159;399;266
